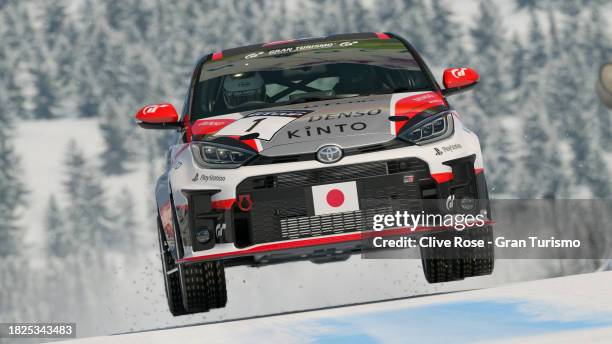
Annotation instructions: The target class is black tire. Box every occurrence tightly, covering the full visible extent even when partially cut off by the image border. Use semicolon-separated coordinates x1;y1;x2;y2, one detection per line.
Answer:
158;216;188;316
465;225;495;277
179;261;228;313
420;225;494;283
158;215;228;315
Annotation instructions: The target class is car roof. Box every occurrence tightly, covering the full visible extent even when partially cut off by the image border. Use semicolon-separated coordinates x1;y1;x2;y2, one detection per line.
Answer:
202;32;394;63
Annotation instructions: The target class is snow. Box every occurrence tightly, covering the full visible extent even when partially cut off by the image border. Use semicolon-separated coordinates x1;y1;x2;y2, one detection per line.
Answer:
14;118;150;259
58;271;612;344
491;327;612;344
15;119;101;244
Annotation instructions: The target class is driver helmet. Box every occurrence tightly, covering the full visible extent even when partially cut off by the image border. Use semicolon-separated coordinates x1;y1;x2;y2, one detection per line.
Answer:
222;72;265;108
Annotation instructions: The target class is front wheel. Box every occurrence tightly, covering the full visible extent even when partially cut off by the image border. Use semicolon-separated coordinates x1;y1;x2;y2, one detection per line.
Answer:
158;216;228;315
420;225;494;283
179;261;227;313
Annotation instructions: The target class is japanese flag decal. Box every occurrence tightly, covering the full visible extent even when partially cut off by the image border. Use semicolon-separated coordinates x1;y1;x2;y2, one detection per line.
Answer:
312;182;360;216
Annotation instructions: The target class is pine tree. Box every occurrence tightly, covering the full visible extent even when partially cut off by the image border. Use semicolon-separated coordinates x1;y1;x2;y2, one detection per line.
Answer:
113;189;138;252
51;28;80;117
580;146;611;198
0;81;27;257
45;195;70;257
468;0;512;194
585;8;611;72
546;6;561;57
429;0;467;66
596;103;611;147
13;58;39;118
469;0;508;114
62;140;110;257
517;74;567;198
80;171;111;249
515;0;536;9
33;69;59;119
99;100;133;175
339;0;374;33
63;140;90;257
508;34;526;90
63;140;87;197
545;7;611;197
525;8;547;72
399;0;431;55
40;1;69;50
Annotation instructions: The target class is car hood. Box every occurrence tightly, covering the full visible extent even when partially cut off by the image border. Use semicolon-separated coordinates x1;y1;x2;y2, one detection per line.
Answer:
193;92;447;157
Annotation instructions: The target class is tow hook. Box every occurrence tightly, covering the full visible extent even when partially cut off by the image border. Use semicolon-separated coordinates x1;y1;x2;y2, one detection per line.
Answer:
238;194;253;212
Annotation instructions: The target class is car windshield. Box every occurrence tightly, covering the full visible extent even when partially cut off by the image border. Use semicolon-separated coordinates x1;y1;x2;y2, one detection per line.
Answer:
191;37;433;120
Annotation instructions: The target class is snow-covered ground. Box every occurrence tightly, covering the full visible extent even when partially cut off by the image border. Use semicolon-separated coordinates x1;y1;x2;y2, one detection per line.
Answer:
58;271;612;343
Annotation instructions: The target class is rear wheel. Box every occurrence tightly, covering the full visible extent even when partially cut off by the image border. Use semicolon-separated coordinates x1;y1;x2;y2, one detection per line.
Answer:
420;225;494;283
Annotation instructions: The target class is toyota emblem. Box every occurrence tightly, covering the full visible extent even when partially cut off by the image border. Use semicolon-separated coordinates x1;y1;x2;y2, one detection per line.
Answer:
316;145;343;164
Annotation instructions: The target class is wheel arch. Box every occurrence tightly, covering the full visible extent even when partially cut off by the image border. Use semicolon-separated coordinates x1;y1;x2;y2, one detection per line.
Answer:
156;172;183;260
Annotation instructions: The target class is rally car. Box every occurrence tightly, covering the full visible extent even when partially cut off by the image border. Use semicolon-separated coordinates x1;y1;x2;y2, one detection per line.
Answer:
135;32;494;315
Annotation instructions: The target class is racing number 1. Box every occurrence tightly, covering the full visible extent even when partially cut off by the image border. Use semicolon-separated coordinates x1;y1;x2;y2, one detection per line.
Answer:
246;118;266;132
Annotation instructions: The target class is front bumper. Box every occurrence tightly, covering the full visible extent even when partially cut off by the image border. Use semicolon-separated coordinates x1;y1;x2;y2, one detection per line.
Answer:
175;161;488;265
170;127;487;264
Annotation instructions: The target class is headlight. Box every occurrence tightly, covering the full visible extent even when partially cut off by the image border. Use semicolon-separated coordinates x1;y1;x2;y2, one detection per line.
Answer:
191;142;256;168
398;112;454;144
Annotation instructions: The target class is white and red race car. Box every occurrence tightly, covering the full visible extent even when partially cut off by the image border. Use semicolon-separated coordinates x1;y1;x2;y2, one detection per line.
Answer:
135;32;493;315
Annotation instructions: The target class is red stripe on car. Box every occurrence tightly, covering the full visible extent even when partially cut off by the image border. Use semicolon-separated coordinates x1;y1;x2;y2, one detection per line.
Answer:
192;119;236;136
431;172;453;183
183;114;193;142
176;222;495;263
375;32;390;39
212;199;235;210
241;139;260;152
393;92;446;135
226;135;261;152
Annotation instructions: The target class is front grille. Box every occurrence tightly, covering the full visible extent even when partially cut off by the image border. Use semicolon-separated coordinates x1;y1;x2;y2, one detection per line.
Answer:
239;158;428;191
246;141;410;165
275;162;387;189
280;207;390;240
234;158;433;246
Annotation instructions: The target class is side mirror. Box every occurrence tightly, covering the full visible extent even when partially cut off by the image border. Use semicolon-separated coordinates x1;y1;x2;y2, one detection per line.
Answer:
135;103;182;129
596;63;612;109
442;67;479;96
